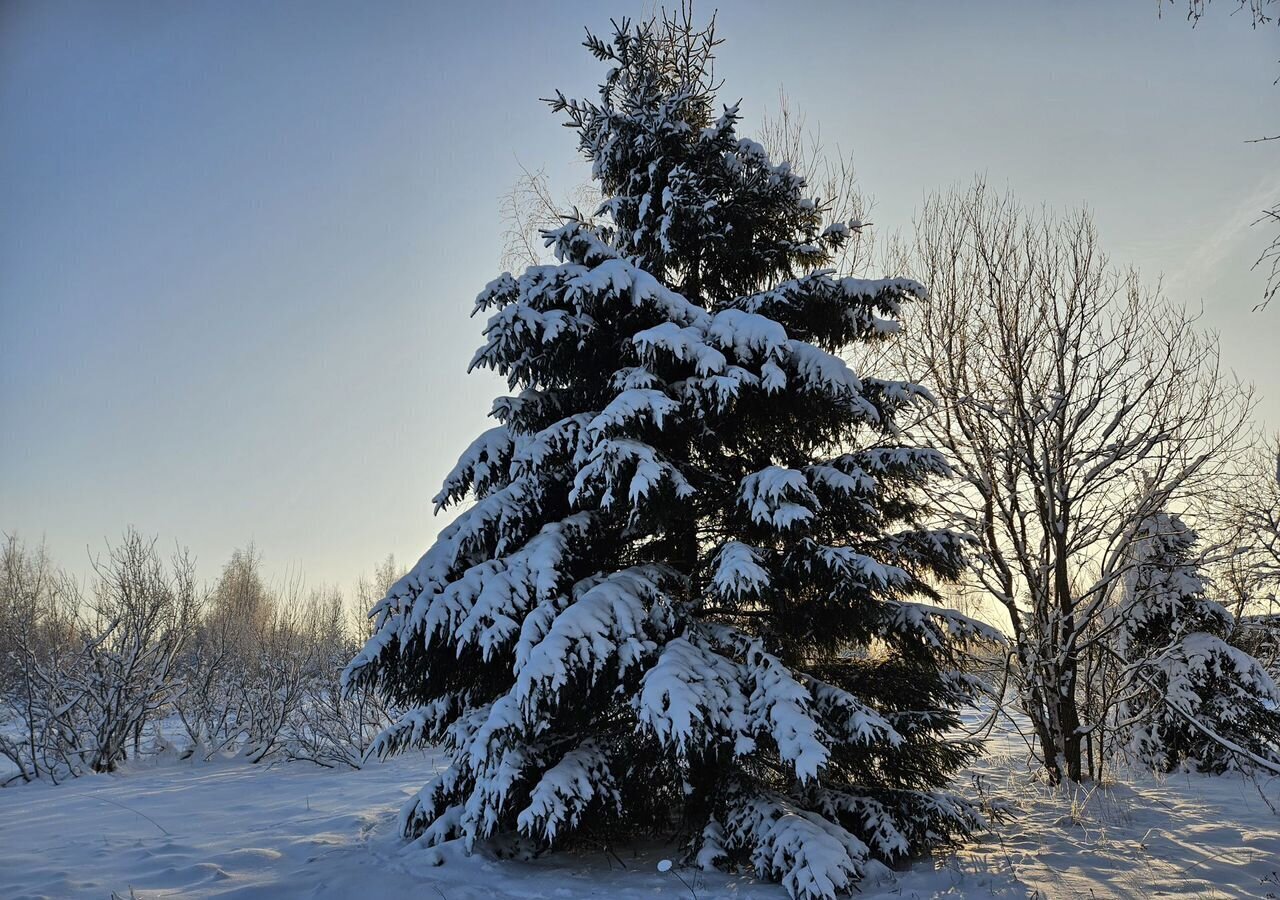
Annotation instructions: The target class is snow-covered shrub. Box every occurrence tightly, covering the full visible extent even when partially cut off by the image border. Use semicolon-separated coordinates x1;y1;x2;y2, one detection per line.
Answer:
0;535;82;784
74;532;199;773
3;537;398;783
289;635;394;768
1113;513;1280;773
345;12;995;899
172;547;275;760
172;609;250;760
234;599;322;764
272;587;375;768
1;530;199;780
171;555;398;767
287;570;400;768
175;583;326;763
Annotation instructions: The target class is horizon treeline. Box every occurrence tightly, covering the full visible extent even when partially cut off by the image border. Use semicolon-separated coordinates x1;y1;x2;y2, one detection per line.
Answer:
0;528;405;783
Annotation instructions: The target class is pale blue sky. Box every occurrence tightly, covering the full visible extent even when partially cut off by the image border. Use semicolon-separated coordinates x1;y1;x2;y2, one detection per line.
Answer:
2;1;1277;587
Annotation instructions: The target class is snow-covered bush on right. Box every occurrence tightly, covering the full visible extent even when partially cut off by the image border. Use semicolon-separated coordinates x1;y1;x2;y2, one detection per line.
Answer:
1111;512;1280;773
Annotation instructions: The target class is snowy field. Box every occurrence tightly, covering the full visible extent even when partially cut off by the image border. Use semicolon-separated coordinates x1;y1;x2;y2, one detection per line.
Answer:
2;722;1277;900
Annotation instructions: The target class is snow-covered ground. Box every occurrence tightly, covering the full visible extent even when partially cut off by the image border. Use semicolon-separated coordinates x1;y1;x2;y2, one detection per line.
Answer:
1;726;1277;899
960;719;1280;899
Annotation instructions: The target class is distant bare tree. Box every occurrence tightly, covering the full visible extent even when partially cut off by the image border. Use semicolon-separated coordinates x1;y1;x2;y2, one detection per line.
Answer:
893;182;1254;783
206;543;274;641
349;553;404;639
498;164;584;272
1217;438;1280;614
1212;438;1280;677
757;93;874;277
500;164;561;271
175;544;273;759
289;560;405;768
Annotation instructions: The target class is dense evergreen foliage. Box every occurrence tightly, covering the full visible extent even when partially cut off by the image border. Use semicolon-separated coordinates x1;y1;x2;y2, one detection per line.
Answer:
345;12;995;898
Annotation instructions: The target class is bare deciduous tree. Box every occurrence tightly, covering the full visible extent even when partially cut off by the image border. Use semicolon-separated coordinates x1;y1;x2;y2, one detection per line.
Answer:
1213;438;1280;675
77;530;201;771
893;182;1254;783
0;535;79;784
2;530;199;780
499;164;567;272
497;163;597;272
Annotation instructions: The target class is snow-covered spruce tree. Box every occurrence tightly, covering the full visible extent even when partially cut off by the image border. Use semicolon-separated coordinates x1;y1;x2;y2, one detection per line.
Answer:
1114;512;1280;773
345;12;996;898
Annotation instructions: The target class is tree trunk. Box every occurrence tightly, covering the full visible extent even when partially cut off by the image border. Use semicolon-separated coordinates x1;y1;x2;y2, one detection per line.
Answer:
1057;668;1083;782
1054;528;1084;783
